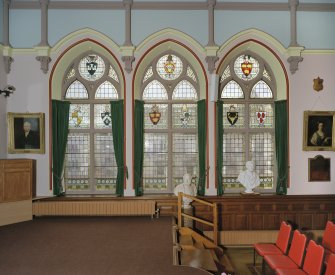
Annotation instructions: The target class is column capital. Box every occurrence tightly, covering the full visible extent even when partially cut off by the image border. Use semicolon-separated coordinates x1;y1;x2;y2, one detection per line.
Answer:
3;0;12;6
39;0;49;5
123;0;133;7
207;0;216;8
288;0;299;8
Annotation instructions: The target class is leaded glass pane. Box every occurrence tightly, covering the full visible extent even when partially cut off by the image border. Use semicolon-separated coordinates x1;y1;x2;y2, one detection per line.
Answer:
222;133;245;189
234;55;260;81
144;104;168;129
156;54;183;81
172;80;197;100
108;65;119;83
223;104;245;128
79;54;105;82
142;80;168;100
65;133;90;190
187;66;197;82
143;133;168;191
94;133;117;192
143;66;153;83
172;104;197;128
250;133;274;189
250;80;273;99
94;104;112;129
249;104;274;128
172;133;198;188
220;65;231;83
65;80;88;99
66;68;75;80
95;81;119;99
263;69;271;81
69;104;90;129
221;80;244;99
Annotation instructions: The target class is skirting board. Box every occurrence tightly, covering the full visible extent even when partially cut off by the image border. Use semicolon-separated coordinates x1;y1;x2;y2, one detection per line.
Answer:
0;200;32;226
204;230;324;246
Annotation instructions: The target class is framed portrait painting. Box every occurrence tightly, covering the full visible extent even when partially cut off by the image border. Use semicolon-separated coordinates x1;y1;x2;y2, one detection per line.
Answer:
308;155;330;182
7;112;45;154
303;111;335;151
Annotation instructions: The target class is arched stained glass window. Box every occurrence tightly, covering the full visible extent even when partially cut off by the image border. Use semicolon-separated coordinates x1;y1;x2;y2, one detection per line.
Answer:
141;52;199;193
219;53;276;193
62;52;121;195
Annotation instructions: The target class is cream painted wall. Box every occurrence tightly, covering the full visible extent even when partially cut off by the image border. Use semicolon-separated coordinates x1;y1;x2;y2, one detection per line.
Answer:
288;53;335;195
0;48;7;158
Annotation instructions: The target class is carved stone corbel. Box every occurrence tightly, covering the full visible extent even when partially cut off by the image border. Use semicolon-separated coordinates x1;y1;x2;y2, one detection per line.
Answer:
121;56;135;74
205;56;219;74
3;56;14;74
286;46;304;74
36;56;52;74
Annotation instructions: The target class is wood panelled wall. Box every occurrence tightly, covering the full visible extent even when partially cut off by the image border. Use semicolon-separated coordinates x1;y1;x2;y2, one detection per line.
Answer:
155;195;335;231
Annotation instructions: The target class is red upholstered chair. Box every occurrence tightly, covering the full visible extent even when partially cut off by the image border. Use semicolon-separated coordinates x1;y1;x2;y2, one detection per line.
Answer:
322;220;335;265
253;221;292;265
263;230;307;274
275;240;324;275
325;253;335;275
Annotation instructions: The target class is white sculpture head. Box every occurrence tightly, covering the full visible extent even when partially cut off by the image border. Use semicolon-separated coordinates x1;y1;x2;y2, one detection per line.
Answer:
246;161;255;172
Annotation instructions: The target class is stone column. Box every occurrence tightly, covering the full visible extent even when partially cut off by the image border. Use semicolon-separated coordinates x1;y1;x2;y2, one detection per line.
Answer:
289;0;299;47
3;0;11;47
38;0;49;47
207;0;216;47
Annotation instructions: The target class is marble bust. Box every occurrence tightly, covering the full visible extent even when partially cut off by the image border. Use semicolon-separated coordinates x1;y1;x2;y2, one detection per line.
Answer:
237;161;260;194
173;173;197;209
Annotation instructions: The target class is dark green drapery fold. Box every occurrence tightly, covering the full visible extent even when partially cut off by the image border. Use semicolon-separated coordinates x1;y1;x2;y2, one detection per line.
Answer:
197;99;206;196
134;100;144;196
52;100;70;196
110;100;125;197
275;100;288;195
216;101;224;195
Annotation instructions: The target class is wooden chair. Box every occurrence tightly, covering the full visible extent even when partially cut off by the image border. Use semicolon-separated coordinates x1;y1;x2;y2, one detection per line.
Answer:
253;221;292;265
325;253;335;275
275;240;324;275
262;230;307;274
322;220;335;265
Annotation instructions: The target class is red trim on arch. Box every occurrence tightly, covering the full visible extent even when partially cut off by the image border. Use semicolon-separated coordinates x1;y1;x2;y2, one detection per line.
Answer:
214;39;290;189
132;39;210;190
48;38;127;191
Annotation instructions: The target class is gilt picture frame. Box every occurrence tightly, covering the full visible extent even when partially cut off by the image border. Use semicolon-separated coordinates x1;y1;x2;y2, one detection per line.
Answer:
7;112;45;154
303;111;335;151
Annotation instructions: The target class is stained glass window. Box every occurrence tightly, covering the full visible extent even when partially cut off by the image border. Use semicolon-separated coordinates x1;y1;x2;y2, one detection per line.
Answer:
172;80;197;100
143;66;153;83
187;66;197;82
220;53;275;192
63;52;121;195
143;80;168;100
156;54;183;81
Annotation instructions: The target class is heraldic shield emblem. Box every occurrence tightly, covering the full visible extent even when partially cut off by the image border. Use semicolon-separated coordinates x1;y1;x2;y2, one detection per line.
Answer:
227;105;238;126
101;112;112;126
86;55;98;76
256;111;266;125
313;76;323;92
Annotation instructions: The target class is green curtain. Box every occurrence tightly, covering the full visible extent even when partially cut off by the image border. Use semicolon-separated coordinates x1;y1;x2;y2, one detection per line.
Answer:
197;99;206;196
52;100;70;196
134;100;144;196
216;101;224;195
275;100;288;195
110;100;125;197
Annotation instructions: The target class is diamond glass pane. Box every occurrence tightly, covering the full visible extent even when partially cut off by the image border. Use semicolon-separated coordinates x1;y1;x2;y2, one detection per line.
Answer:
108;65;119;83
94;133;117;192
172;104;197;129
69;104;90;129
250;133;274;189
95;81;119;99
144;104;168;129
142;80;168;100
143;133;168;191
172;133;198;189
234;55;260;81
250;80;273;99
220;65;231;83
65;133;90;191
221;80;244;99
94;104;112;129
66;68;75;80
223;104;245;128
222;133;245;188
186;66;197;82
156;54;183;81
172;80;197;100
143;66;153;83
79;54;105;81
249;104;274;128
263;69;271;81
65;80;88;99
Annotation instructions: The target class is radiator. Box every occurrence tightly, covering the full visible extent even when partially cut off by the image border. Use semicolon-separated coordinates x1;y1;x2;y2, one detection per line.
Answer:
33;200;156;217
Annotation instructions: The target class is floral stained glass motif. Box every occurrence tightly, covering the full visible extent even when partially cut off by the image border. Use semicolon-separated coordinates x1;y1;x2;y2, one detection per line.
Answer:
69;104;90;129
220;66;231;83
156;54;183;81
95;81;119;99
234;55;259;81
187;66;197;82
143;66;154;83
143;80;168;100
79;54;105;81
66;68;75;80
172;104;197;129
65;80;88;99
108;65;119;83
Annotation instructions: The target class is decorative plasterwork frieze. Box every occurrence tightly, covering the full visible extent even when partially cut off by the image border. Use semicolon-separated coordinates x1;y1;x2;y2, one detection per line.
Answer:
286;46;304;74
120;46;135;73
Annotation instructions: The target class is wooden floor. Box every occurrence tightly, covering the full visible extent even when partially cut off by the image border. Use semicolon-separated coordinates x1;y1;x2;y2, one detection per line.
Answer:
226;247;258;275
